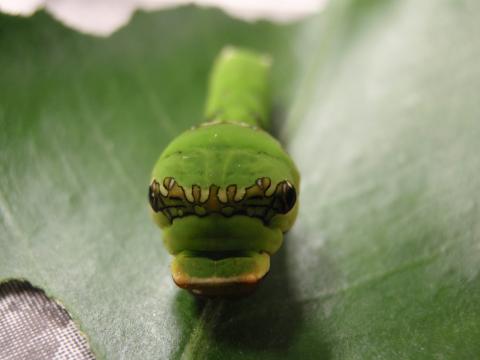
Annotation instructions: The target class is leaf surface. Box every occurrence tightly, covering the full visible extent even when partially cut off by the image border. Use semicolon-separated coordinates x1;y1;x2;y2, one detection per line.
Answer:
1;1;480;358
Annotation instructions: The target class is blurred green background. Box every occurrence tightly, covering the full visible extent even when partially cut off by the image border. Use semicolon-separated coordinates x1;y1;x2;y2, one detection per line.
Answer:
1;0;480;358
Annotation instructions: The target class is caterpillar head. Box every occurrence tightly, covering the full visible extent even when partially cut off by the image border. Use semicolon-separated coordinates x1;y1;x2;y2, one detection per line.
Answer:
148;176;298;297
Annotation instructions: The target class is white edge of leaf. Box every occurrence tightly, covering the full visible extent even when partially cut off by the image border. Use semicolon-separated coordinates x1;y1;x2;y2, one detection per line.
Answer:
0;0;329;37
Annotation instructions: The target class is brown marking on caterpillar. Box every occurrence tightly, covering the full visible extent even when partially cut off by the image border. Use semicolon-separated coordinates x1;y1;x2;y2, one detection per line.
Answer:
148;177;297;225
226;185;237;202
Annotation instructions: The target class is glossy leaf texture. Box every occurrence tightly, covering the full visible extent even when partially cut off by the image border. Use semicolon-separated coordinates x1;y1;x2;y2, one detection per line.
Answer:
1;0;480;358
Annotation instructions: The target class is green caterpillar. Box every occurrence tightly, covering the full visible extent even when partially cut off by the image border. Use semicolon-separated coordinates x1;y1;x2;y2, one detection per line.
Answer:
149;47;300;297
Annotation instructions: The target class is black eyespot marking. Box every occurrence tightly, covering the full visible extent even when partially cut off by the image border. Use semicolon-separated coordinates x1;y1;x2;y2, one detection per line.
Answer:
275;181;297;214
284;181;297;212
148;180;161;212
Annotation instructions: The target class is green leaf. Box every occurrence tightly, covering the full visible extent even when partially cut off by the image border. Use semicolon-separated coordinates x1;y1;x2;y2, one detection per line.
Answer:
1;1;480;358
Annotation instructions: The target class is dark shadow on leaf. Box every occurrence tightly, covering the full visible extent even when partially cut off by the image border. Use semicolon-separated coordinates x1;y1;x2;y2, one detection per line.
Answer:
208;241;325;355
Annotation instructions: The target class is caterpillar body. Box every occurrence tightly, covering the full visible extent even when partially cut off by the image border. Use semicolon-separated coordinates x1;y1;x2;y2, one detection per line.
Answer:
149;47;300;297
